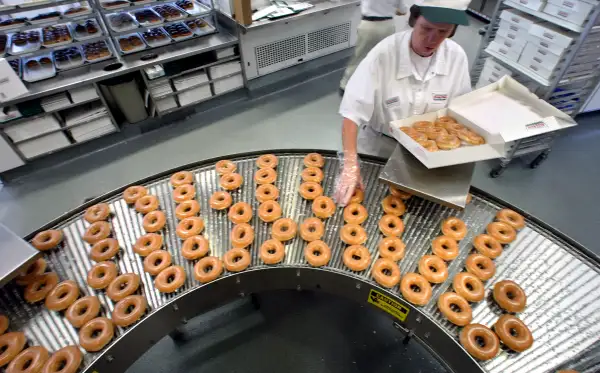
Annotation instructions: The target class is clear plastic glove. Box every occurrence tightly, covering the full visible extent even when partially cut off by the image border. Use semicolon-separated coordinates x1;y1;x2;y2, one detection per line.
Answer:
333;153;364;207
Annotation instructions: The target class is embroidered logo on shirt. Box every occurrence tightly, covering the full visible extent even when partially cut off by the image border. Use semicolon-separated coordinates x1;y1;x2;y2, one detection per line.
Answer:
432;93;448;101
385;96;400;107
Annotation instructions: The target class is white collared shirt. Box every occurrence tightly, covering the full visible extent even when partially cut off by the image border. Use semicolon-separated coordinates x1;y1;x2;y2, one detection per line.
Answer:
339;30;472;135
362;0;403;17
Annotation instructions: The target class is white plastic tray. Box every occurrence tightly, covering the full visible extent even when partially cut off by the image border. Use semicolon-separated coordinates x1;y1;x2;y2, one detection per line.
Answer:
28;15;60;24
0;20;27;31
53;46;85;70
164;22;193;41
107;12;139;32
62;7;93;19
9;30;41;55
176;0;209;15
154;4;187;21
42;26;73;48
83;48;114;63
141;27;172;47
188;21;214;36
23;54;56;83
101;1;131;10
68;20;102;41
116;33;147;54
132;8;164;27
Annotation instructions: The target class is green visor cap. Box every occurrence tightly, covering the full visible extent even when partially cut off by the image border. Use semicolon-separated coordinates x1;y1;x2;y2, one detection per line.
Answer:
420;6;470;26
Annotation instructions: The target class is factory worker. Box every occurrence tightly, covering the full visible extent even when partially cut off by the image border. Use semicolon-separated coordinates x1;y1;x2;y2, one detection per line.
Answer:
339;0;408;93
334;0;473;206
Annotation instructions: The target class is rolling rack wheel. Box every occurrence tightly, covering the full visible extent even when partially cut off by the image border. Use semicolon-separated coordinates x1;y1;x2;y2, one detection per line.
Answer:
530;150;550;169
490;166;506;178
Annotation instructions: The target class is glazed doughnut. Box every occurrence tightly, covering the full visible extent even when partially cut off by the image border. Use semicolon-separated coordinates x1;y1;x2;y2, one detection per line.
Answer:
84;203;110;223
343;245;371;271
435;116;456;126
220;173;243;190
378;236;405;261
112;295;147;327
65;296;100;328
381;195;406;216
0;332;26;367
66;296;100;328
45;280;79;311
181;235;209;260
435;134;461;150
170;171;193;187
438;292;472;326
134;195;159;214
106;273;140;301
400;273;432;306
194;256;223;283
465;254;495;281
89;238;119;262
459;324;499;361
78;317;114;352
372;258;401;288
413;120;433;132
418;255;448;284
312;196;336;219
389;186;412;200
223;248;251;272
340;224;367;245
41;345;82;373
0;315;8;335
209;191;232;210
258;201;282;223
457;128;485;145
349;188;364;204
304;153;325;168
486;221;517;244
453;272;485;302
6;345;46;372
300;217;324;242
260;239;286;264
16;258;47;286
496;209;525;230
304;240;331;267
83;221;111;245
425;127;448;140
31;230;63;251
228;202;253;224
255;168;277;185
301;167;324;183
231;223;255;249
142;210;166;233
176;199;200;220
407;131;428;143
493;280;527;312
343;203;368;225
154;266;186;293
400;126;418;135
215;160;237;175
87;261;117;289
256;184;279;203
272;218;297;241
24;272;59;303
256;154;278;169
87;262;117;290
378;214;404;237
177;217;205;239
172;184;196;203
134;233;163;256
473;234;503;259
298;182;323;200
421;140;439;152
123;186;147;204
431;236;459;261
494;314;533;352
441;217;467;241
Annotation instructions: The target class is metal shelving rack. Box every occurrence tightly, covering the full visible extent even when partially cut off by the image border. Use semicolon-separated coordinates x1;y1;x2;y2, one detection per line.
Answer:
470;0;600;177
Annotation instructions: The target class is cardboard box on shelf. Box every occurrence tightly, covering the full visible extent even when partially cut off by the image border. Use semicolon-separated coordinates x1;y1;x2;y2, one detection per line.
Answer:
155;96;178;112
513;0;546;11
498;19;530;40
4;115;61;142
527;34;568;56
543;2;592;26
69;85;99;103
178;84;212;106
518;55;554;79
496;27;528;49
213;74;243;94
499;9;540;30
493;35;527;56
520;42;562;68
17;132;71;159
487;41;522;62
483;58;513;77
174;70;208;91
529;22;576;48
209;61;241;79
389;76;577;169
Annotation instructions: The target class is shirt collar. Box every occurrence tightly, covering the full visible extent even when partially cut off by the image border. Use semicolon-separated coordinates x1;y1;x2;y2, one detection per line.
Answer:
396;30;450;80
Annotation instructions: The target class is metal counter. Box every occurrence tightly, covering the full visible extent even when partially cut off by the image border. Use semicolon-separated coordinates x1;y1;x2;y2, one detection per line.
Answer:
2;150;599;373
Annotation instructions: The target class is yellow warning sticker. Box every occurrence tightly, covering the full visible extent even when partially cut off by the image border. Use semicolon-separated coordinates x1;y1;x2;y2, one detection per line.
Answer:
367;289;410;322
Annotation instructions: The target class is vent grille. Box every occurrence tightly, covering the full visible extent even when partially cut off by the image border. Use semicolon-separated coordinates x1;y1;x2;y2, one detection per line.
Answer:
307;23;350;53
256;35;306;69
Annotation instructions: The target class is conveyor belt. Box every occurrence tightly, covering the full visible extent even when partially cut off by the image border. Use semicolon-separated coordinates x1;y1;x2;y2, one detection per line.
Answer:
2;150;600;373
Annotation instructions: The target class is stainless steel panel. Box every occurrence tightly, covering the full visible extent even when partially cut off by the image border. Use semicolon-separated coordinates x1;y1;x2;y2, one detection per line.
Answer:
0;224;41;287
1;151;599;373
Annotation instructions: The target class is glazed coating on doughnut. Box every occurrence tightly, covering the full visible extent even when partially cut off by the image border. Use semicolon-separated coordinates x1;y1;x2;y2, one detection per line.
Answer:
41;346;82;373
494;314;533;352
493;280;527;312
31;230;63;251
299;182;323;200
459;324;499;361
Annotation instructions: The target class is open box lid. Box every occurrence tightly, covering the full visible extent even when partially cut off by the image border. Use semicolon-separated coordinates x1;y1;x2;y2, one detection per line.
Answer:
450;76;577;142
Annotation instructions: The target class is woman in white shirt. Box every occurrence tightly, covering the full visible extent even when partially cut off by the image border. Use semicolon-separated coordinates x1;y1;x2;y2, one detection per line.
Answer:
334;0;472;206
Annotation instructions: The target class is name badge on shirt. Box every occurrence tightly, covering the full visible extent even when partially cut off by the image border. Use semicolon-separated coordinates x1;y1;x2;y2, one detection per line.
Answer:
385;96;400;108
431;92;448;102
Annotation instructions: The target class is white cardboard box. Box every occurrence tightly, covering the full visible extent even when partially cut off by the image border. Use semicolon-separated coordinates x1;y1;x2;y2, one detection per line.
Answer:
174;70;209;91
496;27;528;49
487;41;521;62
529;22;575;48
543;2;590;26
513;0;546;11
178;84;212;106
519;54;554;79
527;34;567;56
499;19;530;40
213;74;244;94
520;42;562;68
493;35;526;55
483;58;513;77
209;61;241;79
389;76;577;168
499;9;540;29
548;0;594;14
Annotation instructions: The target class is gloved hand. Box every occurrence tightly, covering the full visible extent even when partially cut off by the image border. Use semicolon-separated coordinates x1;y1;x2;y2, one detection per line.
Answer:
334;154;364;207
